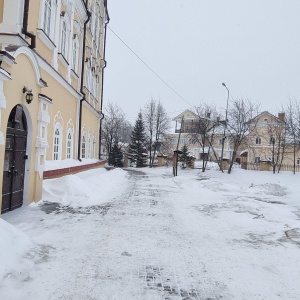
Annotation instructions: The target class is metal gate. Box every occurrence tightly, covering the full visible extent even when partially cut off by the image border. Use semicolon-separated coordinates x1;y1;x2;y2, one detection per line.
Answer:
1;105;27;214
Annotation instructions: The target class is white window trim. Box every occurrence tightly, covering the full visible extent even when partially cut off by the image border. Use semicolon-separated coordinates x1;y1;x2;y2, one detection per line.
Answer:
53;123;63;160
82;134;86;159
58;12;71;64
72;35;80;73
66;129;73;159
38;0;57;49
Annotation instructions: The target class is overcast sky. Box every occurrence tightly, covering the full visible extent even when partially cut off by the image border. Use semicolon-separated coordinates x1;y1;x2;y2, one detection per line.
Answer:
103;0;300;123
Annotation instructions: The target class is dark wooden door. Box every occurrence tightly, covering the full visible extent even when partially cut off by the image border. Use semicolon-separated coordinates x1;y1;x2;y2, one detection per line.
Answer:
1;106;27;214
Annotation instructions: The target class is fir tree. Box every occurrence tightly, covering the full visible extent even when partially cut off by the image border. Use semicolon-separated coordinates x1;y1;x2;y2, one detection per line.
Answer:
109;143;123;167
180;144;193;168
127;113;147;167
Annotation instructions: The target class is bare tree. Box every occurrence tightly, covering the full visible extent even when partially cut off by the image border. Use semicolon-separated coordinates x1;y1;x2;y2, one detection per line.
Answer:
143;99;170;167
226;98;259;174
143;99;156;166
102;102;126;161
285;98;300;174
189;103;219;172
266;112;288;174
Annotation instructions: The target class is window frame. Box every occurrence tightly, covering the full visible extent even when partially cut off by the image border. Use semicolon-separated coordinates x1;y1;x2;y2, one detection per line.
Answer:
53;123;63;160
82;134;86;159
66;129;73;159
72;35;79;73
255;137;262;145
43;0;52;37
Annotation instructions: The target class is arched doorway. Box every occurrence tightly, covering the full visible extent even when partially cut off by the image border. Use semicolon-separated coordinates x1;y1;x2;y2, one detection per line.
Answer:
1;105;28;214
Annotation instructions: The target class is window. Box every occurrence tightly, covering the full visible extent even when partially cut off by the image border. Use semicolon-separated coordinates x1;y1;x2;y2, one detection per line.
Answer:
93;137;96;158
43;0;51;36
88;136;91;158
72;37;79;72
61;21;67;57
82;135;86;158
254;157;260;164
297;158;300;165
53;128;60;160
219;139;223;145
66;131;73;159
255;137;261;145
269;137;275;145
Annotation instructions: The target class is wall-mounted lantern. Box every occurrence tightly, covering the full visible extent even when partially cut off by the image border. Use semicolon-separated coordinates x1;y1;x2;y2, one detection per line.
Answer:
23;86;33;104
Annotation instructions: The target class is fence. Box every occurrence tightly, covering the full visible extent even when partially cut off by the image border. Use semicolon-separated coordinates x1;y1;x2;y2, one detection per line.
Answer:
246;162;300;173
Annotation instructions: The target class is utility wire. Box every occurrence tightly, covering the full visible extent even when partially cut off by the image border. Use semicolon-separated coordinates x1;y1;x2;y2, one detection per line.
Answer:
107;26;194;108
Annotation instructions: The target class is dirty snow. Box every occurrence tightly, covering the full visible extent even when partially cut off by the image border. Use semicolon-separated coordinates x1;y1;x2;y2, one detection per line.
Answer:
1;166;300;299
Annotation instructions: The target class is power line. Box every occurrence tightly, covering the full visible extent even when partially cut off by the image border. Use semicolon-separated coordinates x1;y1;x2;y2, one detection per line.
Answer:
107;26;194;108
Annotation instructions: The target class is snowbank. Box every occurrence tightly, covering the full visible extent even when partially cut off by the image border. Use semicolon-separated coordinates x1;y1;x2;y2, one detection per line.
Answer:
45;158;100;171
42;168;129;207
0;219;35;280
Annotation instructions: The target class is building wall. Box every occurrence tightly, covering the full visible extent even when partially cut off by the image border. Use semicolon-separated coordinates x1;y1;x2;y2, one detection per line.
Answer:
0;0;109;213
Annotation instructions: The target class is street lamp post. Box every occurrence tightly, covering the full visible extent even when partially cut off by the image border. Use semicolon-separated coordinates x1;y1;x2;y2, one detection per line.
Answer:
220;82;229;172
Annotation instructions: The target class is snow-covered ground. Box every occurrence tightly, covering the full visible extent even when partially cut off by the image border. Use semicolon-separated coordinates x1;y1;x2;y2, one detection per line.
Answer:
1;166;300;299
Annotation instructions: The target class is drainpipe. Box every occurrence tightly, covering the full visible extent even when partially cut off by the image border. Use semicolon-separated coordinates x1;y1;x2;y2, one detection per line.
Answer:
77;2;91;161
22;0;36;49
98;0;110;159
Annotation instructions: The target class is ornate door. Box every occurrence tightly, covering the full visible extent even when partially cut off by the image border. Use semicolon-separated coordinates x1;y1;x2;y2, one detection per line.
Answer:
1;105;27;214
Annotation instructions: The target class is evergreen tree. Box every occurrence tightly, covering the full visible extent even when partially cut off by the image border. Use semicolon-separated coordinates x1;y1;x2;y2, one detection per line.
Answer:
109;143;123;167
180;144;189;167
180;144;193;168
127;113;147;167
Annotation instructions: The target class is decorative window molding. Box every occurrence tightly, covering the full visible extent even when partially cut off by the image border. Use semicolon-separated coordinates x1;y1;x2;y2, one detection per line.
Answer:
53;123;63;160
43;0;52;36
61;21;67;57
93;136;96;158
66;130;73;159
58;12;71;63
38;0;56;48
58;52;69;68
72;35;80;73
82;134;86;159
66;119;74;159
36;94;51;177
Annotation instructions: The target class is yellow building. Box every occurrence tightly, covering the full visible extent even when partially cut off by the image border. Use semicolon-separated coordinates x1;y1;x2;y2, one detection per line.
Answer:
0;0;109;214
245;111;300;171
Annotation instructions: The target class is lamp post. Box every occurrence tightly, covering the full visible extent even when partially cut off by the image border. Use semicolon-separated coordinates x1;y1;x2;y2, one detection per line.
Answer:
220;82;229;172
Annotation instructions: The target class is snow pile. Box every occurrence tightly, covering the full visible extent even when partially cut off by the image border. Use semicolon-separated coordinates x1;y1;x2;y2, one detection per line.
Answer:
42;168;129;207
45;158;100;171
0;219;35;280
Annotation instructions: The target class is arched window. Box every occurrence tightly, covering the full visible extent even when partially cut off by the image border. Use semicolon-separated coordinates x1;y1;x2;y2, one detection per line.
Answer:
82;135;86;159
53;128;60;160
72;36;79;72
61;21;67;57
66;131;73;159
53;123;62;160
43;0;52;36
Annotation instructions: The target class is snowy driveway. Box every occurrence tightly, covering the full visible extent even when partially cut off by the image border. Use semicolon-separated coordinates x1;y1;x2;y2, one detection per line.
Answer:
1;167;300;299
